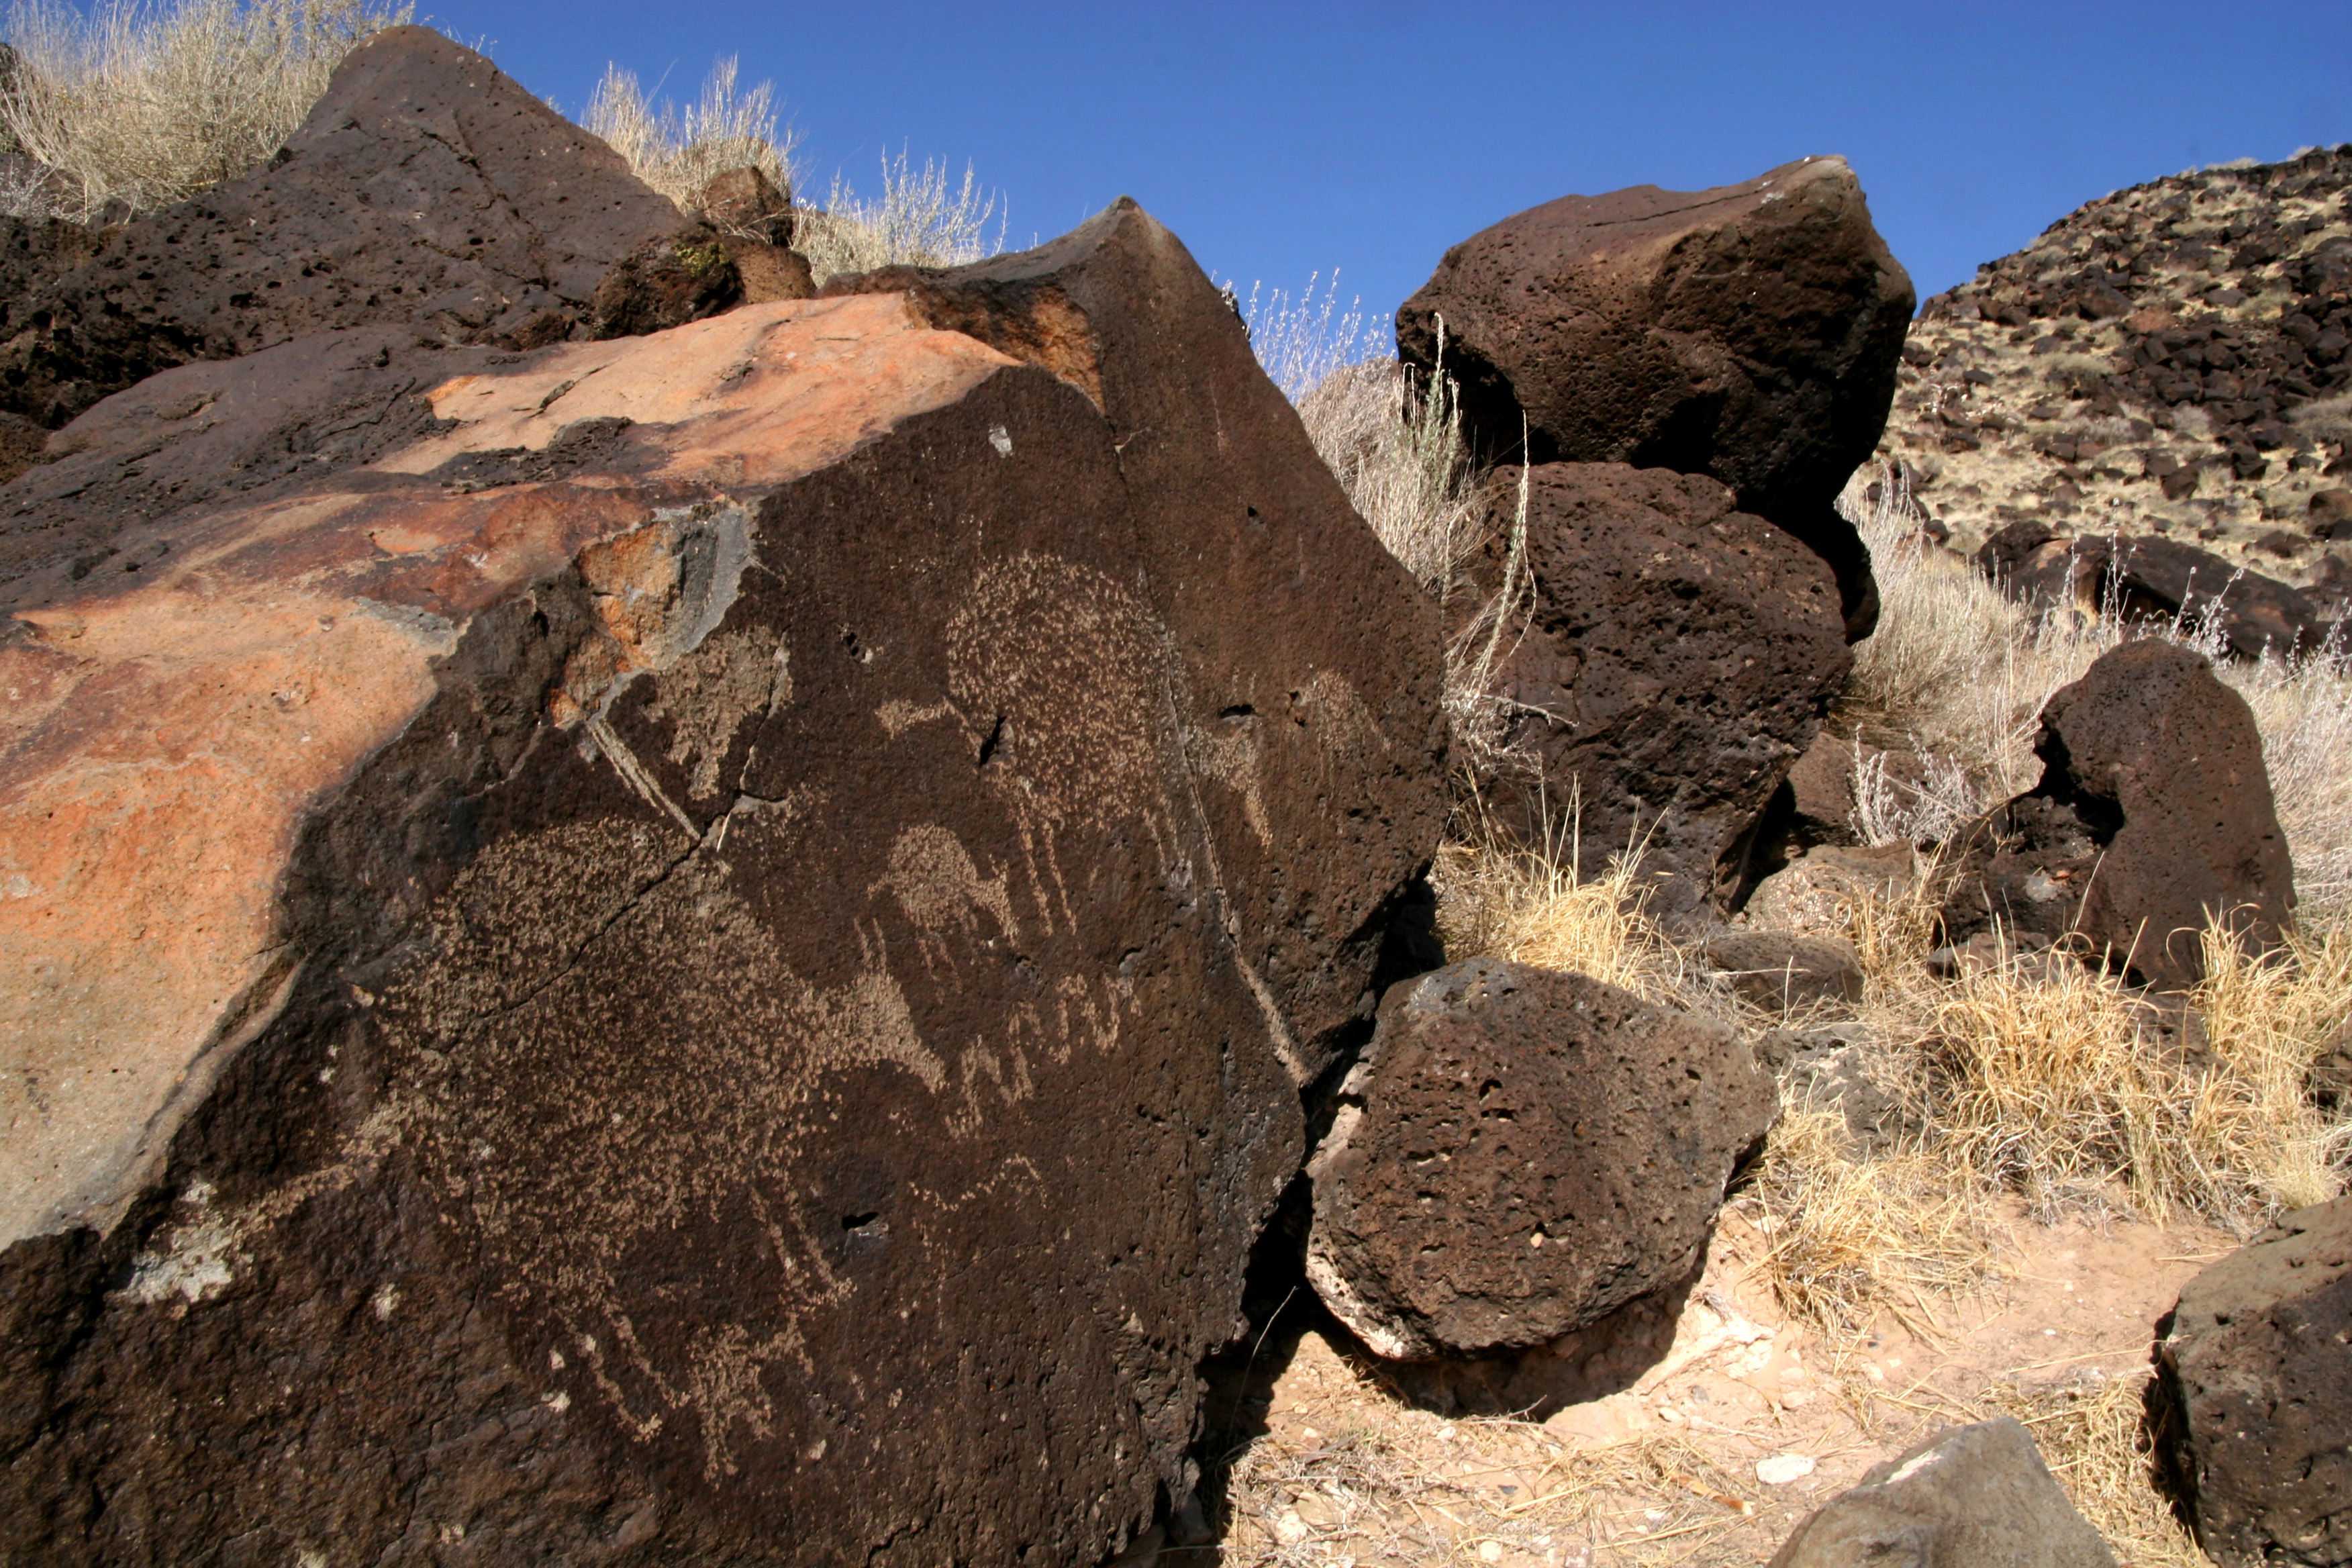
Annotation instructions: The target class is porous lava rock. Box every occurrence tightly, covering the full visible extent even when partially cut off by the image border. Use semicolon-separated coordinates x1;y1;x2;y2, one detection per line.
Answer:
1304;959;1773;1361
1702;930;1864;1011
0;200;1444;1565
0;27;729;430
2154;1196;2352;1568
1768;1418;2116;1568
1398;156;1915;636
1745;843;1917;937
1939;638;2292;987
1977;518;2333;660
1453;462;1850;916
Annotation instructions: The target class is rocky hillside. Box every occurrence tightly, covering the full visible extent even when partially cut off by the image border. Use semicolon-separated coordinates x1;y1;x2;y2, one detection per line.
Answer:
1875;144;2352;589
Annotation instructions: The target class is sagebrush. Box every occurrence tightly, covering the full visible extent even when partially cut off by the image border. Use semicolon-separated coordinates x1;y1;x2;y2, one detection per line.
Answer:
582;57;793;215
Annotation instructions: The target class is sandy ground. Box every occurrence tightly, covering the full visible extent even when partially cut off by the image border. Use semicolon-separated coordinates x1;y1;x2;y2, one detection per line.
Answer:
1180;1201;2231;1567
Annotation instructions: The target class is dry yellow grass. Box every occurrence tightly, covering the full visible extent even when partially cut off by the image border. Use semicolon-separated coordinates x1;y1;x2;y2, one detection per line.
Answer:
1908;920;2350;1232
1745;1106;2006;1340
0;0;405;221
1430;819;1690;1008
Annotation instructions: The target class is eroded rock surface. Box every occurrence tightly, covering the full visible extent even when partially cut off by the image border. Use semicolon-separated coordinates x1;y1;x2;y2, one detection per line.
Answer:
1398;156;1913;635
1939;638;2292;987
1455;462;1849;916
2155;1196;2352;1568
1768;1418;2116;1568
0;201;1444;1565
0;28;728;431
1304;959;1773;1361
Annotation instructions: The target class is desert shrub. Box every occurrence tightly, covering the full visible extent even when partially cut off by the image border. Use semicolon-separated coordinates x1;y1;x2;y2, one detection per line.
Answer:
582;57;793;214
1242;271;1379;403
792;148;1000;282
0;0;405;222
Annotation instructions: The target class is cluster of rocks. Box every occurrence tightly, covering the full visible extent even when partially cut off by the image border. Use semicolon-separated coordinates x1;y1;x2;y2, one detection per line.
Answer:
1;23;2341;1567
1396;156;1913;916
1873;144;2352;618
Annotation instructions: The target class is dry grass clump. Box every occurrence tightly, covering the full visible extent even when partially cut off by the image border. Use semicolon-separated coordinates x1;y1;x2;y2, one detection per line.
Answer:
1746;1106;2006;1338
1430;819;1691;1008
1916;923;2351;1232
793;148;1001;282
582;57;794;213
0;0;405;222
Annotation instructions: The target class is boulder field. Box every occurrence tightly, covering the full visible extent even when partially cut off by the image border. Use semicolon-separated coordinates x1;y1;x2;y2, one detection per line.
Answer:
0;36;1446;1559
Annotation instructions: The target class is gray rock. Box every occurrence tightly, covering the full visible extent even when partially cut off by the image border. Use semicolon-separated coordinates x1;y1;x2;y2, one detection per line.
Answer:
2154;1195;2352;1567
1305;959;1774;1361
1768;1417;2116;1568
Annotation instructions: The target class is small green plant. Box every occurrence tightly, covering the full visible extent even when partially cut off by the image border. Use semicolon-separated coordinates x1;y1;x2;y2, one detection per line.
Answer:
0;0;407;222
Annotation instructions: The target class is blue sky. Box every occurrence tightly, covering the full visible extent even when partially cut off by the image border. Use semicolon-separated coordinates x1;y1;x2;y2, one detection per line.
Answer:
442;1;2350;338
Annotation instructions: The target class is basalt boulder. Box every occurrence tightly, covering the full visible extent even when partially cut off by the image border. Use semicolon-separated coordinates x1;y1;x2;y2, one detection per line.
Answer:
1304;959;1773;1361
0;199;1445;1566
2154;1197;2352;1568
1977;520;2333;660
1454;462;1850;918
1939;639;2292;987
0;27;731;430
1398;156;1914;638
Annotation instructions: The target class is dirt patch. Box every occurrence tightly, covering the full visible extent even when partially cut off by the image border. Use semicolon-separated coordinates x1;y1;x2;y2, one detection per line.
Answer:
1191;1201;2226;1566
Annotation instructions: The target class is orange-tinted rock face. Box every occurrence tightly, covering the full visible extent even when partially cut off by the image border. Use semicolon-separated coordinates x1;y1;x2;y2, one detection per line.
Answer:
0;204;1445;1564
0;294;1013;1247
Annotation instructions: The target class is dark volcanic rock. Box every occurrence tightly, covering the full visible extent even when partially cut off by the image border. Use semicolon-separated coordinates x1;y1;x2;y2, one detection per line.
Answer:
1769;1418;2116;1568
1977;520;2336;660
1304;959;1773;1360
1703;930;1865;1010
2155;1196;2352;1568
0;411;42;486
689;164;795;246
0;201;1444;1564
1457;462;1851;917
1941;639;2292;987
0;28;724;430
1398;156;1914;636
